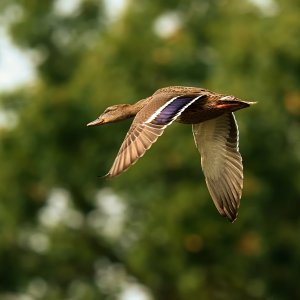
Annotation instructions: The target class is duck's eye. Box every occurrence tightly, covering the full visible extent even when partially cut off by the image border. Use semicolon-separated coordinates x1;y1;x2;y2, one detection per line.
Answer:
104;107;113;113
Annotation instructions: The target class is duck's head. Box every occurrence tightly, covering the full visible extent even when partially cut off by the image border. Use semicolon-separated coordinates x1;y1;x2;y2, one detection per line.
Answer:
87;104;133;126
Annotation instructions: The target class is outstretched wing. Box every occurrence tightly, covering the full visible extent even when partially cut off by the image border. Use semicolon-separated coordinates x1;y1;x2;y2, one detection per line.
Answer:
192;112;243;222
106;94;204;177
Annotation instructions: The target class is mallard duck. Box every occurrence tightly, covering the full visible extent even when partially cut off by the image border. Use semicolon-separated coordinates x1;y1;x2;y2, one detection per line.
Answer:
87;86;255;222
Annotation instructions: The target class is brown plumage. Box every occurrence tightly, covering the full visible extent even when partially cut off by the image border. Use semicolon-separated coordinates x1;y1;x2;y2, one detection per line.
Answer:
87;86;256;222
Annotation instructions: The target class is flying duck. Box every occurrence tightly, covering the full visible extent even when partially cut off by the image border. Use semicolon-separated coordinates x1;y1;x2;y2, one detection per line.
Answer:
87;86;255;222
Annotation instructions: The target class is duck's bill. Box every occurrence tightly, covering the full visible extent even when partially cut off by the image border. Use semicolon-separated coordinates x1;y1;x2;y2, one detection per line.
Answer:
87;118;104;126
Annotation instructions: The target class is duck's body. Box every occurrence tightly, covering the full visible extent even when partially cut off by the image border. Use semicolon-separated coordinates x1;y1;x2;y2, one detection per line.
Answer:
87;86;255;222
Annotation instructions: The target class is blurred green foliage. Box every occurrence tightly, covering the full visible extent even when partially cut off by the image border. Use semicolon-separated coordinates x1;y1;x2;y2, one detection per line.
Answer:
0;0;300;299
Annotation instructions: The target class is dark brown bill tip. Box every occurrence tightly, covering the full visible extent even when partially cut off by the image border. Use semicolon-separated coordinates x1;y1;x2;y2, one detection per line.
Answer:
87;118;103;127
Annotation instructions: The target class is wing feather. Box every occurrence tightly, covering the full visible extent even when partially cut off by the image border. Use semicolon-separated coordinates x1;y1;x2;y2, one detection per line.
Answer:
192;112;243;222
106;94;205;177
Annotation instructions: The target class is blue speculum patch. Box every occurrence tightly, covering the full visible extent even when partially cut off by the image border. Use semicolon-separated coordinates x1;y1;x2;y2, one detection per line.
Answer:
151;96;196;125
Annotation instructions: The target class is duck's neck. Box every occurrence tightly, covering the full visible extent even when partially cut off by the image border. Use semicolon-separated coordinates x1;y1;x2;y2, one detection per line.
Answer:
134;97;148;111
126;97;148;117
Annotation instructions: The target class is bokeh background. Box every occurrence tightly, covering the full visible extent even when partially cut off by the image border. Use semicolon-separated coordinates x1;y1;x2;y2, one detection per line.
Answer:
0;0;300;299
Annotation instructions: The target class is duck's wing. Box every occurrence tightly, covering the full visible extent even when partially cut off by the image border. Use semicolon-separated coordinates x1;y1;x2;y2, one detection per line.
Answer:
192;112;243;222
106;94;205;177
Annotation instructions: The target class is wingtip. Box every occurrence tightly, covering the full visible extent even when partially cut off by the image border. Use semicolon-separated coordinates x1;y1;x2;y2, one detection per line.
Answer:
226;211;238;223
98;173;112;179
229;215;238;223
221;214;237;223
221;207;238;223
